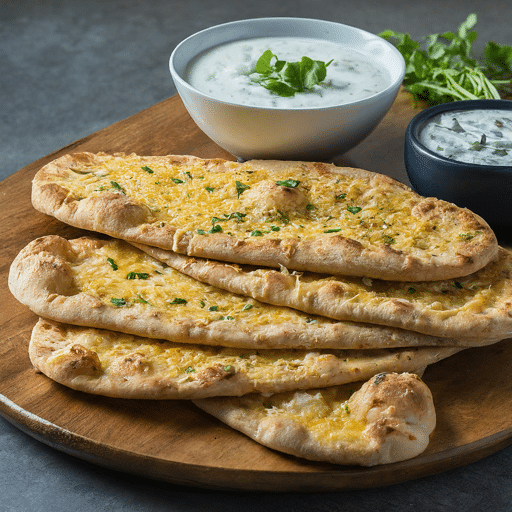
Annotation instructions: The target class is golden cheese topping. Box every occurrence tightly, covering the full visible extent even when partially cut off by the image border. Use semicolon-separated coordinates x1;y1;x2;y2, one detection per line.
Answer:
52;153;488;257
70;239;326;327
261;387;366;444
296;247;512;315
41;322;415;392
44;324;342;382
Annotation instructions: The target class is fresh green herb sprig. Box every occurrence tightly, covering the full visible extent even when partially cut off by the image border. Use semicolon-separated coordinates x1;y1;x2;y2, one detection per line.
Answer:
379;13;512;105
252;50;333;98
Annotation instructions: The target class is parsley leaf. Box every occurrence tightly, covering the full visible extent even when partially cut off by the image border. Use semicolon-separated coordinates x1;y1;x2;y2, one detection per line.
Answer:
252;50;333;98
110;181;125;194
126;272;150;280
169;298;187;305
235;181;251;198
110;297;127;307
107;257;118;271
276;179;300;188
379;13;512;105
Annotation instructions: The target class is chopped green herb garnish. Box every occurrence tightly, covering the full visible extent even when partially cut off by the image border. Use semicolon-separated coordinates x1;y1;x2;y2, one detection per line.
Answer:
172;178;184;184
407;287;416;294
235;181;251;198
469;139;486;151
323;228;341;233
126;272;150;280
242;304;253;311
276;179;300;188
198;225;223;234
205;186;215;193
271;226;281;232
141;165;154;174
459;231;481;240
347;206;362;215
208;305;219;311
110;297;127;307
335;193;347;199
252;49;333;98
306;203;316;211
224;212;247;222
134;294;149;304
107;258;118;271
209;224;223;234
110;181;125;194
223;365;234;371
382;234;396;244
183;366;195;373
277;210;289;224
251;230;263;237
169;298;187;305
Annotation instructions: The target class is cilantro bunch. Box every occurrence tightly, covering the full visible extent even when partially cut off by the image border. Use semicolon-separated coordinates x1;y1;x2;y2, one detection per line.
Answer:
252;49;333;97
379;13;512;105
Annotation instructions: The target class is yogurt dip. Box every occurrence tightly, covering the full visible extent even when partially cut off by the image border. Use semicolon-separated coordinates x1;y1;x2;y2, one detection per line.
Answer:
184;36;390;108
419;109;512;166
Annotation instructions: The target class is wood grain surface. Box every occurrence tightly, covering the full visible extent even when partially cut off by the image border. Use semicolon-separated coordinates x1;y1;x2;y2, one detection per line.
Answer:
2;91;512;492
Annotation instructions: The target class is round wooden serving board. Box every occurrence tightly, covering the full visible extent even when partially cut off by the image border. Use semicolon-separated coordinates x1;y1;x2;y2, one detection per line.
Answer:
2;91;512;492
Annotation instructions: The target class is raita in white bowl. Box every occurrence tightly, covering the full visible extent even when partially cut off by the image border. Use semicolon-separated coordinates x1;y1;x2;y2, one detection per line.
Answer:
169;18;405;161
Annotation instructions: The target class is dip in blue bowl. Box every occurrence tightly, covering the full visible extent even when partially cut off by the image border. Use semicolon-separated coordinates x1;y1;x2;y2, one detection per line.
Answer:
405;99;512;232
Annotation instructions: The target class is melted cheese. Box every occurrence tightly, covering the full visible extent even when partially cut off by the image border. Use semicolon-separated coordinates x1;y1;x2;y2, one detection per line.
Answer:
71;239;326;327
262;387;366;443
46;325;336;381
298;249;512;314
52;154;486;257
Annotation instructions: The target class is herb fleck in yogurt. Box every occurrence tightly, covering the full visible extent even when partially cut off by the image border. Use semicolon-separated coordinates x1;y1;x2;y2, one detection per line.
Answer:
419;109;512;166
184;37;390;109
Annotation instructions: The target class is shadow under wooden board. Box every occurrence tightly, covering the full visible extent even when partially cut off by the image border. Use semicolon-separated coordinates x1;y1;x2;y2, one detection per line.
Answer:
2;90;512;492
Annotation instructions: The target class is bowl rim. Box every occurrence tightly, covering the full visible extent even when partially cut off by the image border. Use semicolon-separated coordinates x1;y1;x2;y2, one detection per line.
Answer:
406;98;512;172
169;17;406;112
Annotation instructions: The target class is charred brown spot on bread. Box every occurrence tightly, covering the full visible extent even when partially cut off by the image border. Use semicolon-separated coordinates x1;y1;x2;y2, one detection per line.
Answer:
380;243;403;257
110;352;147;375
63;344;101;375
243;179;309;217
194;364;236;387
334;235;364;251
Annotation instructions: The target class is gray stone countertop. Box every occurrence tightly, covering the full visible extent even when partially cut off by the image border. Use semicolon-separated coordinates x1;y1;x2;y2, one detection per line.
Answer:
2;1;512;510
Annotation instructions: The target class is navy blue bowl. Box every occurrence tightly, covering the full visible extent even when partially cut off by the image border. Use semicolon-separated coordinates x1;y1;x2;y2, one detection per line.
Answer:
404;99;512;232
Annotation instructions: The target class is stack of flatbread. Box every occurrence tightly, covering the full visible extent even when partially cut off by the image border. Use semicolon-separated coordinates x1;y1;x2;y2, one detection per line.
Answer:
8;152;512;467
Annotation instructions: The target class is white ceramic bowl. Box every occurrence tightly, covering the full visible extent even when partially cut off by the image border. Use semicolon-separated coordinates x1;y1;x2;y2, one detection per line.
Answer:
169;17;405;161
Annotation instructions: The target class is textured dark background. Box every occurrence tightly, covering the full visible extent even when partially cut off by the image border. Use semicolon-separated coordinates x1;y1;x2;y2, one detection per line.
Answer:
2;1;512;510
2;0;511;181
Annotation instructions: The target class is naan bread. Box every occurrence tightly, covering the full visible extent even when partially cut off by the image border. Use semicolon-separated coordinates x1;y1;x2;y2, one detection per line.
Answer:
193;372;435;466
29;318;457;399
9;235;465;350
136;243;512;344
31;152;497;281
